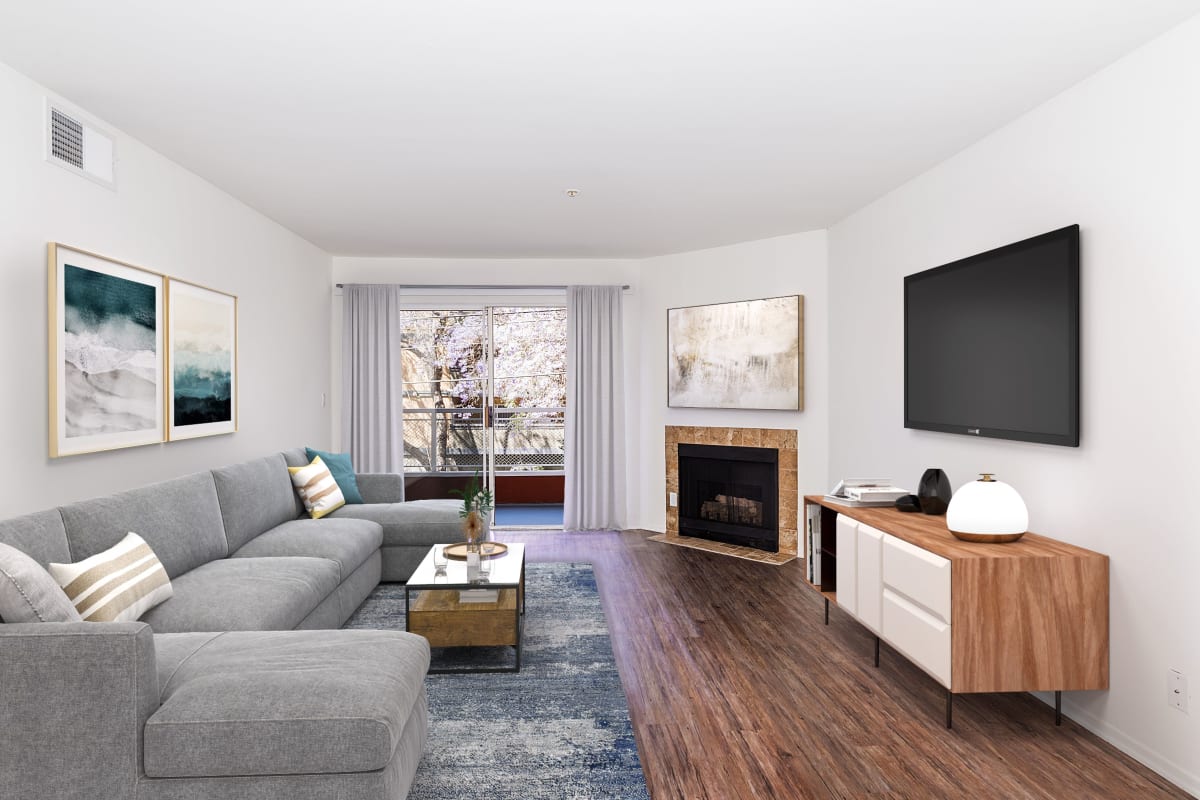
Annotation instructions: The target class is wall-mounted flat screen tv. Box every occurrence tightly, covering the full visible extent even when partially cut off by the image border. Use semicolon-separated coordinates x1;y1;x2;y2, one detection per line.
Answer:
904;224;1080;447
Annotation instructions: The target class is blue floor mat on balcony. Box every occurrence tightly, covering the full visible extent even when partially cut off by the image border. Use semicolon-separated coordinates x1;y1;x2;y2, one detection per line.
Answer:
494;504;564;527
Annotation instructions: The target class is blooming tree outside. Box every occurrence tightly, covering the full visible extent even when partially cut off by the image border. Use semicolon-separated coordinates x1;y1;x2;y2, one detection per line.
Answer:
399;307;566;472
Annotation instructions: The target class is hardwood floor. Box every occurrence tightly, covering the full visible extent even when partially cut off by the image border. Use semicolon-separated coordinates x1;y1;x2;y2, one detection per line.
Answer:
496;529;1193;800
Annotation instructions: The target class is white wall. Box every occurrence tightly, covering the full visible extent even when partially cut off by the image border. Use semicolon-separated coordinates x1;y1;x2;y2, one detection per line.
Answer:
828;17;1200;793
0;62;333;515
636;231;829;532
330;257;642;524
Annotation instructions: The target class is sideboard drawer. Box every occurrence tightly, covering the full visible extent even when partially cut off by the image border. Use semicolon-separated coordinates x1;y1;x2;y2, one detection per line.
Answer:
883;587;952;687
882;534;951;623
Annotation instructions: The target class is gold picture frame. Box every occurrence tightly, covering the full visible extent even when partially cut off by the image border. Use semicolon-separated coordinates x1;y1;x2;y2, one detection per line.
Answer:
48;243;166;457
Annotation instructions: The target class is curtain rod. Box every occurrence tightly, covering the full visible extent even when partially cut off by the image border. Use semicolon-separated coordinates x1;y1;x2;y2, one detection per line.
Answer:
334;283;630;290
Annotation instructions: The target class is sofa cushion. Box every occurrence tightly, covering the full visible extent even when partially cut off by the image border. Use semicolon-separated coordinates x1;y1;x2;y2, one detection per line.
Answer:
143;629;431;778
305;447;365;504
58;472;228;578
280;447;312;517
355;472;405;504
231;518;383;581
329;499;462;548
49;532;173;623
138;557;340;633
211;454;301;553
0;509;72;567
0;542;82;623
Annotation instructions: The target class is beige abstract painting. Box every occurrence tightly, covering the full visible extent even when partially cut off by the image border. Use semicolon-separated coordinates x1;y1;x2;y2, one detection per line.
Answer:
667;295;802;410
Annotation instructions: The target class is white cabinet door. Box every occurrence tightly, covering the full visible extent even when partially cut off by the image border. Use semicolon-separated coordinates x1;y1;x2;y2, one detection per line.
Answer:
882;534;952;622
856;524;884;634
882;588;952;686
835;514;858;617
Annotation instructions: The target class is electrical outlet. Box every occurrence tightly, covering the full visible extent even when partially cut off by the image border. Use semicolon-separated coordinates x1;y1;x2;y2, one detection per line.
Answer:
1169;669;1188;713
669;492;678;507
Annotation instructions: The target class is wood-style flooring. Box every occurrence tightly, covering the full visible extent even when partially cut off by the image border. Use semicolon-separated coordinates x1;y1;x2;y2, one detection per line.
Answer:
496;529;1193;800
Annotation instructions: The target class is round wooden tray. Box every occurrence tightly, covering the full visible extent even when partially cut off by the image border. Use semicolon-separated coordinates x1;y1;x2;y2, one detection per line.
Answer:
443;542;509;561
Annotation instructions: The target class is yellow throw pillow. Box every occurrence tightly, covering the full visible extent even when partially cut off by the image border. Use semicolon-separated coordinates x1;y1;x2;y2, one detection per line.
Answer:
48;532;173;623
289;456;346;519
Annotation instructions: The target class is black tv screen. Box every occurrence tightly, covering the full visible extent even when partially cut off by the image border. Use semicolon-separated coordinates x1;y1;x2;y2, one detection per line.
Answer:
904;225;1080;447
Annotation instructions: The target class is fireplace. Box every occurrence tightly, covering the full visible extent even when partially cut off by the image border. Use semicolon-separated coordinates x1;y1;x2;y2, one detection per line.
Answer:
678;443;779;552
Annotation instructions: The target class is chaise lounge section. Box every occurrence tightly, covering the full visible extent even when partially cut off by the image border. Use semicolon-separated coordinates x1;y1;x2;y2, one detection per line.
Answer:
280;448;463;581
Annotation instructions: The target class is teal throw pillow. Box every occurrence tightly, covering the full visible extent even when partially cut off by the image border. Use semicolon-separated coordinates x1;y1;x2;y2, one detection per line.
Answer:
305;447;364;504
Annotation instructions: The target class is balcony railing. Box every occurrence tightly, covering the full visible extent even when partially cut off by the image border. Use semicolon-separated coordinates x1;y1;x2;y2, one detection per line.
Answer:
402;407;565;474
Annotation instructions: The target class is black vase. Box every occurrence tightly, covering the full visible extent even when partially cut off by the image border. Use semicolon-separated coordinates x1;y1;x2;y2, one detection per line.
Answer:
917;468;952;515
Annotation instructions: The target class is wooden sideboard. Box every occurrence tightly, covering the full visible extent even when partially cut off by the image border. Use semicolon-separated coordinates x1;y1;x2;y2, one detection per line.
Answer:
803;495;1109;727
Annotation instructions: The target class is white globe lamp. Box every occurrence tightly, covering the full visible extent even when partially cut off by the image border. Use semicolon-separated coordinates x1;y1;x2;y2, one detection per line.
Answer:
946;474;1028;543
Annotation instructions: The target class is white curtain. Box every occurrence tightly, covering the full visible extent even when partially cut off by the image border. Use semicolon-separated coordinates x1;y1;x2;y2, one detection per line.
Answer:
563;285;625;531
341;284;406;483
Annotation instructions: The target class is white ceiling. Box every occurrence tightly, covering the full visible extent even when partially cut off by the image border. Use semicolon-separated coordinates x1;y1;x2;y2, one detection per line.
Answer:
1;1;1198;258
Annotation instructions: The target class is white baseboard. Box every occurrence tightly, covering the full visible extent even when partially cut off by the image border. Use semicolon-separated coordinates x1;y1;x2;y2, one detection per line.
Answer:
1032;692;1200;797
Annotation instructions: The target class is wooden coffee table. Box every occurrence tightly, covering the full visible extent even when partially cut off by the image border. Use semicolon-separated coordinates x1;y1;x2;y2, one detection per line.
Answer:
405;543;526;673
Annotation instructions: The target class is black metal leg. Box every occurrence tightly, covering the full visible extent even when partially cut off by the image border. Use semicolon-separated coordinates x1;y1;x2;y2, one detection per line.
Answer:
1055;691;1062;726
404;585;410;632
513;552;526;672
874;636;880;668
824;597;829;625
514;591;522;672
945;690;953;729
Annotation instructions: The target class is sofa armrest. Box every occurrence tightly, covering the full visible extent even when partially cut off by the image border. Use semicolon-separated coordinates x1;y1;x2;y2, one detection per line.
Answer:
355;472;405;504
0;622;158;800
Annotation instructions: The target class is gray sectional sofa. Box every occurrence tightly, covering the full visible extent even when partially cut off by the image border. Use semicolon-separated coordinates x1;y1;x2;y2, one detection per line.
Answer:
0;448;463;800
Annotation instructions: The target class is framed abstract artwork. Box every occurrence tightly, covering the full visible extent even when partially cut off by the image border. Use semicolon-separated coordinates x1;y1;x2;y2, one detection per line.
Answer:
48;243;165;457
166;279;238;440
667;295;803;410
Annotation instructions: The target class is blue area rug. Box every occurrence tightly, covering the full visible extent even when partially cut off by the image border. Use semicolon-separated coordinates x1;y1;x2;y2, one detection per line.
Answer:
345;562;649;800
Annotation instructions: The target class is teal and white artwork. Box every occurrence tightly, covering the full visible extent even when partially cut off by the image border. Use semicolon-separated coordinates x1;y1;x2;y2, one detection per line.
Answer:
168;279;237;440
50;244;164;457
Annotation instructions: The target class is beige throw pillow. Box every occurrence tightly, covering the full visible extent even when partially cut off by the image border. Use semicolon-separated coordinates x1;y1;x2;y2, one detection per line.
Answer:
48;532;173;623
289;456;346;519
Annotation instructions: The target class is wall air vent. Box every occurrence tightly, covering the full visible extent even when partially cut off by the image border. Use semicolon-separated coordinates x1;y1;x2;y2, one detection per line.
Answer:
50;108;84;168
45;100;116;189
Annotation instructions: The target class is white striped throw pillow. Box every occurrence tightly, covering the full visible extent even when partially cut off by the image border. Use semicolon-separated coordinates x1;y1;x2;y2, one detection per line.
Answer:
48;532;173;623
289;455;346;519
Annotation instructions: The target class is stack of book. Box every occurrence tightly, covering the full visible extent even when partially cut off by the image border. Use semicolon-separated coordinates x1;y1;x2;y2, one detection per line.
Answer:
806;504;823;585
823;479;908;507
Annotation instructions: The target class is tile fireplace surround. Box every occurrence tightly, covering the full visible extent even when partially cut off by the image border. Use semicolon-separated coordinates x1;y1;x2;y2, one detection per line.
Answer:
664;426;799;557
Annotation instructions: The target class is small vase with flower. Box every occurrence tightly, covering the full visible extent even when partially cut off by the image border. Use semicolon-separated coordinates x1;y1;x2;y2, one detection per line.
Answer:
449;473;494;554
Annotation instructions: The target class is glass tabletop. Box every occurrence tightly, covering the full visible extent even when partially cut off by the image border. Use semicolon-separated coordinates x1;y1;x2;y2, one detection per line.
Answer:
408;543;525;588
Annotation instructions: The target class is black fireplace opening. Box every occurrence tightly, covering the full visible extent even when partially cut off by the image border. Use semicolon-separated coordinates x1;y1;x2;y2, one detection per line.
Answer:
678;443;779;552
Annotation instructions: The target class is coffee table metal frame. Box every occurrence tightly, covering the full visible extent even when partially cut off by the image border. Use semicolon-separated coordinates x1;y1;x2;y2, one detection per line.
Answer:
404;544;526;674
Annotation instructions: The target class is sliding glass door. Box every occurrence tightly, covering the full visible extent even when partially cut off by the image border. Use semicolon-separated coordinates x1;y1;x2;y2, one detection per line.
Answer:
398;305;566;528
